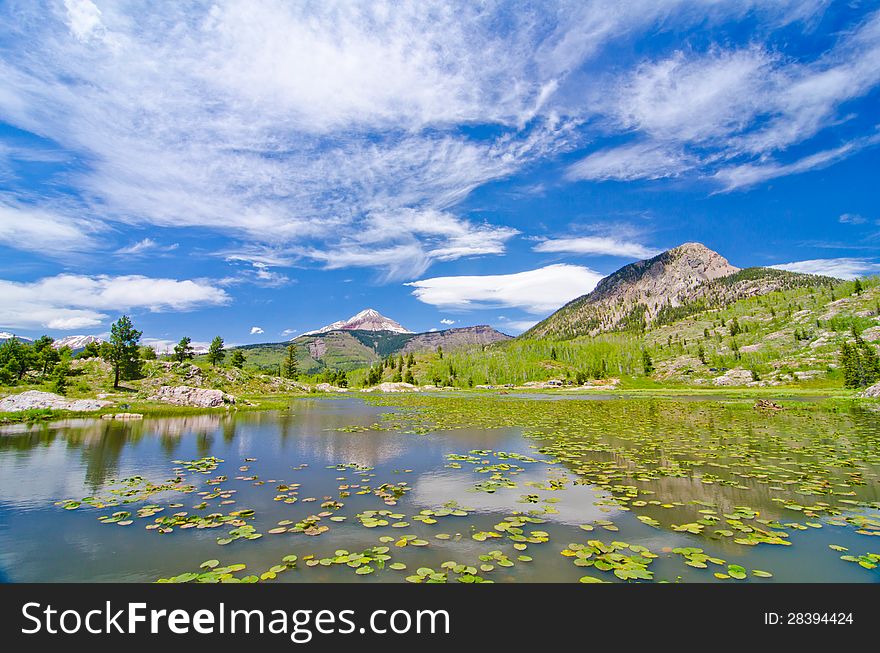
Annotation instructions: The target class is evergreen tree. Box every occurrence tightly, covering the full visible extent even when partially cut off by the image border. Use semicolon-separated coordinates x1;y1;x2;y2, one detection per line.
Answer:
139;345;157;360
33;335;60;376
404;369;415;385
0;337;34;382
230;350;246;369
729;317;741;337
283;344;299;379
641;350;654;375
106;315;142;388
173;336;195;363
50;359;71;395
840;328;880;388
207;336;225;366
406;352;415;368
77;341;102;359
697;344;707;365
550;347;557;361
437;345;443;359
853;278;863;295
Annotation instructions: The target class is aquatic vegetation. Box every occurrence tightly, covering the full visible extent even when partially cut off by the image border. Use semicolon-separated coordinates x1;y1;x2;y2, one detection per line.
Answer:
44;394;880;584
561;540;657;581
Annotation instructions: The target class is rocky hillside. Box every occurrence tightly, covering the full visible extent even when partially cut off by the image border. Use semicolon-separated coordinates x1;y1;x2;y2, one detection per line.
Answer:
525;243;833;339
400;325;511;354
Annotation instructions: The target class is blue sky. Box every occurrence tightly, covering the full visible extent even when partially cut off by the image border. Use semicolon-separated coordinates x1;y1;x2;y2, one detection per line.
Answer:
1;0;879;349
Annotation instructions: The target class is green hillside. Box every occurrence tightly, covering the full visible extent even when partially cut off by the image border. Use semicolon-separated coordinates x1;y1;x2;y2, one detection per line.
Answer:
346;276;879;389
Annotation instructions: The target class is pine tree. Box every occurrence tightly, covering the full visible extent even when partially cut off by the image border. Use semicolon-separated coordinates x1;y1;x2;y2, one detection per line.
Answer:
284;344;299;379
106;315;142;388
207;336;225;366
437;345;443;359
550;347;557;361
404;369;415;385
230;350;246;369
173;336;195;363
853;278;863;295
406;352;415;368
642;350;654;375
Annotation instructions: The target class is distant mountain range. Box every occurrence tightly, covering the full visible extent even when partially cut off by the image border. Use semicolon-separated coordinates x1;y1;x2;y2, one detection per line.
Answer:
525;242;835;339
303;308;411;336
237;319;511;373
0;332;32;343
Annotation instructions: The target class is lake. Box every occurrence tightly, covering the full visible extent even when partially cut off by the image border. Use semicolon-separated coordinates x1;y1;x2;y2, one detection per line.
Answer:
0;395;878;583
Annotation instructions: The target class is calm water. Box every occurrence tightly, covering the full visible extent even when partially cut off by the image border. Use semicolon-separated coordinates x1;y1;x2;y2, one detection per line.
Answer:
0;397;877;583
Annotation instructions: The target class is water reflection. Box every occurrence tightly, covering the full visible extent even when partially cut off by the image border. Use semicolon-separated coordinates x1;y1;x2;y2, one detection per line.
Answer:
0;397;877;583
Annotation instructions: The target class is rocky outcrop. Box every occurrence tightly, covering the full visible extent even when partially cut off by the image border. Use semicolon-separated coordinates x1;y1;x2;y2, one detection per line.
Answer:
101;412;144;420
149;385;235;407
401;325;511;354
360;382;420;393
863;382;880;398
0;390;111;412
315;383;349;393
712;368;755;386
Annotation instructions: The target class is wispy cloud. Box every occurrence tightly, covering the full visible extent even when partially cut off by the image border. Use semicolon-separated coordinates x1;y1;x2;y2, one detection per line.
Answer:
533;235;659;258
770;257;880;279
0;196;100;254
406;264;603;313
0;0;844;276
839;213;868;225
249;326;264;335
0;274;230;330
570;9;880;189
115;238;179;256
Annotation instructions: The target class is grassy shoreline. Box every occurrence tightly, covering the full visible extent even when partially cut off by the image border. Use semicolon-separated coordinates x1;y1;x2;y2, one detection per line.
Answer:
1;383;874;426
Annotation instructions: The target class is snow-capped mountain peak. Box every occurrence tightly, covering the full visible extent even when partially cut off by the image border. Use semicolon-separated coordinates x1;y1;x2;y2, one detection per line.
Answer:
52;335;104;350
302;308;411;336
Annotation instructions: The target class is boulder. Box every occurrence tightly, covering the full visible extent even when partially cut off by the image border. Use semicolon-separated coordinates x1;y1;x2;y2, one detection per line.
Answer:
0;390;112;412
863;382;880;398
315;383;349;393
101;412;144;420
712;368;754;386
149;385;234;407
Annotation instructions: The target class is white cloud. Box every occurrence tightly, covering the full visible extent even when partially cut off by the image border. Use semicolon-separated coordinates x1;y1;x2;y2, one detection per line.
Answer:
839;213;867;225
281;328;297;337
574;10;880;187
0;197;100;254
249;326;264;335
0;274;230;330
499;320;539;334
440;319;456;325
0;1;834;273
115;238;179;256
533;235;659;258
770;257;880;279
615;47;774;144
566;142;691;182
712;136;879;191
406;264;603;314
63;0;105;43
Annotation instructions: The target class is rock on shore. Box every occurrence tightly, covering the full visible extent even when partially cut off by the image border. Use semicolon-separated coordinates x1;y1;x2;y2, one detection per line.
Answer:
0;390;112;412
863;382;880;398
149;385;235;407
